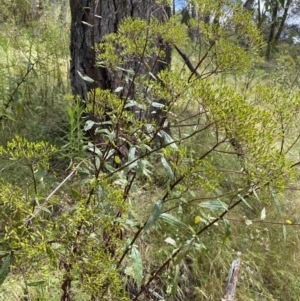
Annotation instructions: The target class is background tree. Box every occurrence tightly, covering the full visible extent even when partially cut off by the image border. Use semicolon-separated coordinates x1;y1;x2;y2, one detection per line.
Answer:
70;0;171;100
265;0;293;60
70;0;173;148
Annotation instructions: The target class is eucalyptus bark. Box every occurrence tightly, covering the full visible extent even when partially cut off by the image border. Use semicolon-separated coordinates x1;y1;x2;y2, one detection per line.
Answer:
70;0;171;100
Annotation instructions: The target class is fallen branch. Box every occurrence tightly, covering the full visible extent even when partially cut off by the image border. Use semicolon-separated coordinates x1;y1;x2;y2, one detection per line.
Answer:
223;259;241;301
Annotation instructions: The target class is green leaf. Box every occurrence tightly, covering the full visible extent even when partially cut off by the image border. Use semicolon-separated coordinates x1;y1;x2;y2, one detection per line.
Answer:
283;225;287;242
161;156;174;181
223;219;231;244
77;71;95;83
173;238;194;265
0;254;11;286
159;130;178;150
198;199;228;211
104;162;117;173
124;219;140;227
13;90;19;102
124;266;134;278
144;200;163;231
77;167;91;175
95;157;101;170
238;194;253;210
27;281;46;287
252;187;260;201
40;206;52;214
270;188;281;214
71;188;82;201
159;213;188;230
128;146;136;163
131;246;143;286
171;265;180;296
114;156;121;164
84;120;96;131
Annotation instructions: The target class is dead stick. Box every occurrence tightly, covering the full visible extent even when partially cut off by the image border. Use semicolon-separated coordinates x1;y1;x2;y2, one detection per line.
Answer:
223;259;241;301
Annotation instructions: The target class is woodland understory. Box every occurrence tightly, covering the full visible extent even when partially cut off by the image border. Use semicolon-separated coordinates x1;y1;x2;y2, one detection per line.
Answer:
1;1;300;301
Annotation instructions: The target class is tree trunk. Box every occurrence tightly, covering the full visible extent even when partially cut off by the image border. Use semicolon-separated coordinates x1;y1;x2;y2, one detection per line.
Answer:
172;0;175;15
70;0;171;100
243;0;255;12
257;0;261;28
266;0;279;60
274;0;292;44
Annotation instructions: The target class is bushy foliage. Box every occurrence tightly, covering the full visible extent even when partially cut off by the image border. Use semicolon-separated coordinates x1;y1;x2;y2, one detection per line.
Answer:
1;1;300;301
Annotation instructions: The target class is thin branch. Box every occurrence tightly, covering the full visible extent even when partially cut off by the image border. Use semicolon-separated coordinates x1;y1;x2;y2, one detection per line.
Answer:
174;45;200;77
24;160;86;225
226;217;299;226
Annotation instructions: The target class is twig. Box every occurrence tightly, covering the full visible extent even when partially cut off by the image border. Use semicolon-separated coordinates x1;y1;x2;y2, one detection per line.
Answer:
24;160;85;225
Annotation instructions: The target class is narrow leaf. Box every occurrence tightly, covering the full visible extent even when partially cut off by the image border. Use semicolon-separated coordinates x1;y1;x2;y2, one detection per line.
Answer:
159;130;178;150
114;86;123;93
0;254;11;286
131;246;143;286
71;188;82;201
238;194;253;210
171;265;180;296
252;187;260;201
270;188;281;214
40;206;52;214
151;102;165;108
128;146;136;162
283;225;287;242
81;21;94;27
27;281;46;287
13;90;19;102
198;199;228;211
159;213;188;230
84;120;96;131
260;207;266;220
173;238;194;265
223;219;231;244
77;71;95;83
144;200;163;231
149;72;157;80
161;156;174;181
